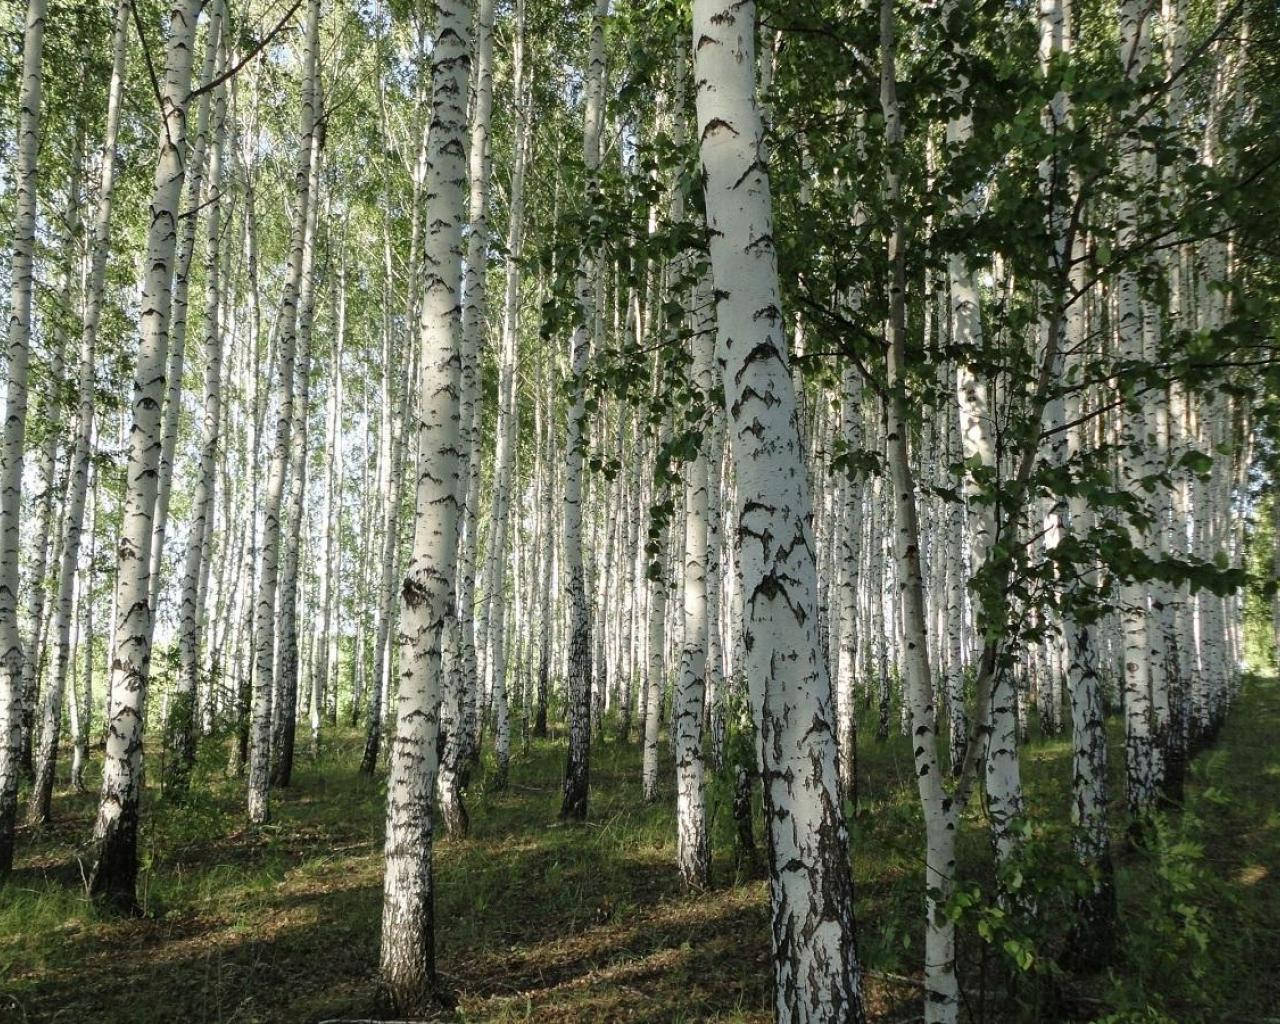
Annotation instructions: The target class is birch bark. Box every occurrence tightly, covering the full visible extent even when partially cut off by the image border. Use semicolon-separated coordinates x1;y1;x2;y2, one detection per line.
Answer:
693;0;866;1017
87;0;204;909
169;7;227;797
248;0;320;823
379;0;470;1008
560;0;609;821
0;0;47;874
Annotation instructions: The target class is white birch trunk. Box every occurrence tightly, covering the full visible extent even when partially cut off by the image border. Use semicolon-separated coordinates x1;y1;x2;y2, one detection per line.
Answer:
0;0;47;875
1116;0;1159;820
148;4;222;615
248;0;320;824
87;0;204;910
560;0;608;821
694;1;865;1017
169;6;227;797
674;274;712;888
378;0;470;1008
880;11;960;1017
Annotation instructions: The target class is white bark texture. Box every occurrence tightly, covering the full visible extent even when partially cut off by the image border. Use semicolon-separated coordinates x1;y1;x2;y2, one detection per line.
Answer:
28;0;133;824
1116;0;1159;820
880;6;959;1016
693;1;866;1019
0;0;47;868
560;0;608;821
439;0;496;833
169;3;227;797
88;0;204;910
248;0;320;824
675;274;713;889
378;0;470;1011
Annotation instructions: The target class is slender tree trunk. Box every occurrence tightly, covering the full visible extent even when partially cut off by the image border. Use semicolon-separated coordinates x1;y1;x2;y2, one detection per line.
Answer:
168;6;227;799
361;291;397;776
535;398;556;739
69;476;97;792
836;359;862;804
21;124;87;791
311;248;345;753
379;0;470;1009
86;0;204;911
446;0;496;812
271;98;323;791
674;273;713;889
643;397;669;804
0;0;48;875
25;208;85;822
248;0;320;824
879;7;958;1016
1116;0;1159;823
945;11;1023;861
481;17;528;792
149;2;222;615
560;0;608;822
693;1;866;1018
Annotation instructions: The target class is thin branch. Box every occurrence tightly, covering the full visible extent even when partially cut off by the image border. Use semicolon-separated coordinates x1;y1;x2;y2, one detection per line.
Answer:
131;0;169;144
187;0;306;102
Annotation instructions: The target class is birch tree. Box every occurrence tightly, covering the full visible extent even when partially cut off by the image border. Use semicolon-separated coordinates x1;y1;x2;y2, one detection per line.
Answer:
379;0;470;1009
86;0;204;910
0;0;47;875
168;1;228;798
248;0;321;824
27;0;135;824
560;0;609;822
693;0;866;1017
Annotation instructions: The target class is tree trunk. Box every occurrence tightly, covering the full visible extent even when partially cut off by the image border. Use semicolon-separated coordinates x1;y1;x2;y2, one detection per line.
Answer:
560;0;608;822
168;4;227;799
1116;0;1159;823
379;0;471;1009
248;0;321;823
271;96;323;791
148;1;222;615
311;249;346;753
879;7;958;1016
693;0;866;1018
0;0;48;875
86;0;204;911
674;271;713;889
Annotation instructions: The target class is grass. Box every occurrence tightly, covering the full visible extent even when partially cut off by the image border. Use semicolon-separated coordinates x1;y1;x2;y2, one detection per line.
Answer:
2;678;1278;1023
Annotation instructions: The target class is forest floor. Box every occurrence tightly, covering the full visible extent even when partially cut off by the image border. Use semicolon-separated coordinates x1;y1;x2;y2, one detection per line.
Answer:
3;678;1279;1024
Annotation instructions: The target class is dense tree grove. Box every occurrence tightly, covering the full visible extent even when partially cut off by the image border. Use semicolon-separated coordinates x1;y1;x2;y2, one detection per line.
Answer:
2;0;1279;1021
